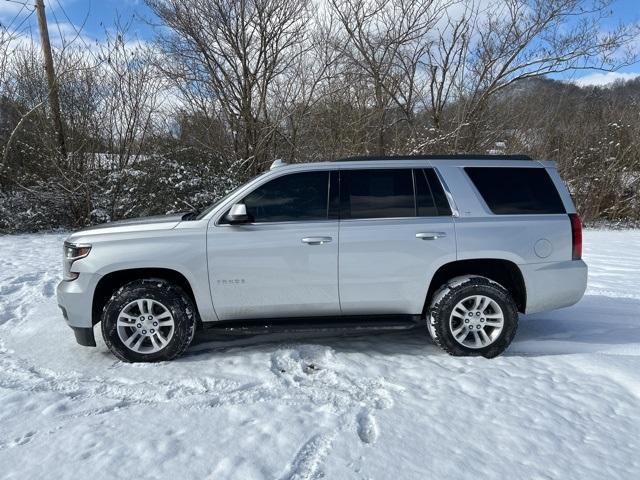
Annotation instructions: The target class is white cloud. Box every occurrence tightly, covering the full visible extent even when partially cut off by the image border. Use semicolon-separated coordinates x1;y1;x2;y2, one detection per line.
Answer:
573;72;640;87
0;3;25;18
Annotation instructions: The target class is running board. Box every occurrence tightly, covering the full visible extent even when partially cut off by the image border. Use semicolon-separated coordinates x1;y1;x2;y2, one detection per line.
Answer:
195;315;424;342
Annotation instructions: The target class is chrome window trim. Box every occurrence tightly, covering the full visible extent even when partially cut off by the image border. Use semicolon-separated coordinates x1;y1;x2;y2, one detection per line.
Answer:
215;218;338;227
215;215;448;227
211;163;460;227
339;216;430;223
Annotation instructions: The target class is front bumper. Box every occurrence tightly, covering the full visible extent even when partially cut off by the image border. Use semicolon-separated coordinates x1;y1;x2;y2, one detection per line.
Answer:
56;272;102;347
521;259;588;314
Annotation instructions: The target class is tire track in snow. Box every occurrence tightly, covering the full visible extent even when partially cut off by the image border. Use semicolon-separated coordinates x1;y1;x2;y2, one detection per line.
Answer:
0;235;402;477
0;343;400;430
268;344;398;473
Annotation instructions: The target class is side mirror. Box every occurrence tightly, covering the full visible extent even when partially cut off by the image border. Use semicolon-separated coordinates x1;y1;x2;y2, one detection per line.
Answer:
226;203;250;224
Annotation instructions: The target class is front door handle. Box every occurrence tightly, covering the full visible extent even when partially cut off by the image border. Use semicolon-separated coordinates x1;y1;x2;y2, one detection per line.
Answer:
416;232;447;240
302;236;333;245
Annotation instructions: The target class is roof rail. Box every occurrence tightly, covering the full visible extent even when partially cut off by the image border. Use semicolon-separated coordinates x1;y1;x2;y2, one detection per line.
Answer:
332;154;533;162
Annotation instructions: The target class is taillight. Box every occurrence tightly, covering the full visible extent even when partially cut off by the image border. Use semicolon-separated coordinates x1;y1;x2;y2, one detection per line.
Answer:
569;213;582;260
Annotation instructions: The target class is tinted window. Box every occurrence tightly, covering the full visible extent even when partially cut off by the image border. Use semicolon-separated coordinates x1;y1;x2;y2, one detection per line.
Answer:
425;169;452;215
465;167;565;214
242;171;329;222
341;169;414;219
415;169;437;216
414;168;452;216
329;171;340;219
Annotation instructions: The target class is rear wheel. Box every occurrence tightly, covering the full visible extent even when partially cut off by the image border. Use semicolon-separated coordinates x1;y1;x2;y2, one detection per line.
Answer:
427;276;518;358
101;279;196;362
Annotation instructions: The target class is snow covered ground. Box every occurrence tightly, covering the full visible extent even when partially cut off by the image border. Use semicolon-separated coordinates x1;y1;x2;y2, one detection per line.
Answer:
0;230;639;479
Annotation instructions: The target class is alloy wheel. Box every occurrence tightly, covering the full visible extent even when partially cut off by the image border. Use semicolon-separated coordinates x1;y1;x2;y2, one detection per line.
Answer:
116;298;175;354
448;294;504;349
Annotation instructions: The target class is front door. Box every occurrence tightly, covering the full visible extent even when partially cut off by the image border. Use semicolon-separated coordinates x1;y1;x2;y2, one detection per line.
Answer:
207;170;340;320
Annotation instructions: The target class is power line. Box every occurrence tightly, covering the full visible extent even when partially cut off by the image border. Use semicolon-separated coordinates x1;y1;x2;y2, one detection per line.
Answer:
51;0;94;50
2;0;30;6
11;8;35;34
48;0;105;67
1;0;33;33
1;6;35;45
2;2;26;30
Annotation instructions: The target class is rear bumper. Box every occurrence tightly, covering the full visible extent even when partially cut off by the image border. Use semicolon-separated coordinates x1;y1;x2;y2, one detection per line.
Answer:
56;272;101;346
521;260;588;314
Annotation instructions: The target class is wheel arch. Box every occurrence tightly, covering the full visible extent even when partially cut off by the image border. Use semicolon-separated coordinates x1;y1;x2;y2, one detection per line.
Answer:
424;259;527;314
92;268;199;326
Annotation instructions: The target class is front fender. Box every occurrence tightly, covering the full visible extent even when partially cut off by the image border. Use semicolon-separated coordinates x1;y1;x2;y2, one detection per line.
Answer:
70;227;217;322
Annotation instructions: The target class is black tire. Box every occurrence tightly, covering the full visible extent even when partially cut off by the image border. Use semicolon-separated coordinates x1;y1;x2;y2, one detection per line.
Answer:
101;278;197;362
427;275;518;358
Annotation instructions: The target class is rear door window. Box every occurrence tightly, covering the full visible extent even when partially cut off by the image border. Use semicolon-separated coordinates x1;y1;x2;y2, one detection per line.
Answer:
465;167;565;214
415;168;452;216
340;169;415;219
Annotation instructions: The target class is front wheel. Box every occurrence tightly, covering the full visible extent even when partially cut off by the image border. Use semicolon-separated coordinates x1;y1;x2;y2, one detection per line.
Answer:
101;279;197;362
427;276;518;358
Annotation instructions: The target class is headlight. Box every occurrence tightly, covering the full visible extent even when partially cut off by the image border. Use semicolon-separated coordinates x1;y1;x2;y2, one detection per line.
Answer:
63;242;92;281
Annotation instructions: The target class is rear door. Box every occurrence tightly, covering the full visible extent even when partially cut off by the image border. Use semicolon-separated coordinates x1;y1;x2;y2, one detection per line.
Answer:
338;168;457;315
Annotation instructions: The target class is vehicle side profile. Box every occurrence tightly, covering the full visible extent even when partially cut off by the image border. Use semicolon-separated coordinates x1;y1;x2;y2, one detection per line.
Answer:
57;155;588;362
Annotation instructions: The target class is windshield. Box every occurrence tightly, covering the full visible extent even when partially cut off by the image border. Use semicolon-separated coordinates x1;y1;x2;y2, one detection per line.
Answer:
195;173;263;220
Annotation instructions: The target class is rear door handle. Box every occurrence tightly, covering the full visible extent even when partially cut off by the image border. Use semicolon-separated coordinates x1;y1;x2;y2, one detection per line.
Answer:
416;232;447;240
301;236;333;245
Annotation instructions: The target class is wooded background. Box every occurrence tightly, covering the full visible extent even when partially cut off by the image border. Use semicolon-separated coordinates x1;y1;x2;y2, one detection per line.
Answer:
1;0;639;232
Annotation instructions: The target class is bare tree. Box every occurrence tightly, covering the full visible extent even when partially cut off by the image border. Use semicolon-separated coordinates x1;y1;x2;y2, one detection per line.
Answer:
418;0;640;151
148;0;312;173
328;0;449;154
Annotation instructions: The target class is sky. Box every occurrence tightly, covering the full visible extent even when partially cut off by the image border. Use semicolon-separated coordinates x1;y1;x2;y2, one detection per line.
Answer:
0;0;639;86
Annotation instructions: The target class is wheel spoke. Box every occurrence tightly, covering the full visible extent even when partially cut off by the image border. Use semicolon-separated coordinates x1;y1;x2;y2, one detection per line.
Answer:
471;295;482;310
124;331;141;347
134;334;146;350
117;316;136;327
479;329;491;346
456;301;469;312
454;328;468;342
136;299;147;315
452;325;466;338
149;333;160;350
484;318;503;328
477;296;490;313
155;332;168;347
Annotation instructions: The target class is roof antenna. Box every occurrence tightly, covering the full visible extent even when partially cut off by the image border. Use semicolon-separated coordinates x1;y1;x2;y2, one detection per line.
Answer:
270;159;286;170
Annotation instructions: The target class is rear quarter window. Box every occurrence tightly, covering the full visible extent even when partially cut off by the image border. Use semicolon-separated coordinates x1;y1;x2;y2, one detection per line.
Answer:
465;167;565;215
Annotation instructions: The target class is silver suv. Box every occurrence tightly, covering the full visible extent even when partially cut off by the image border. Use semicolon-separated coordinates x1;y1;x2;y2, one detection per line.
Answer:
57;155;587;362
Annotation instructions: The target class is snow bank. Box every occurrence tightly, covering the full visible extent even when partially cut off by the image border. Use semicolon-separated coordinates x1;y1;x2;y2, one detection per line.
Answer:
0;231;639;479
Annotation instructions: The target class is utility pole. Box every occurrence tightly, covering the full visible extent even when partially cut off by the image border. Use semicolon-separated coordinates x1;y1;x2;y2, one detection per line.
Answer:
34;0;67;158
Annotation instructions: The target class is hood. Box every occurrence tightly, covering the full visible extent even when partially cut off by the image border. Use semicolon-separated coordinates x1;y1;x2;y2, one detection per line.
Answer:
67;214;184;240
